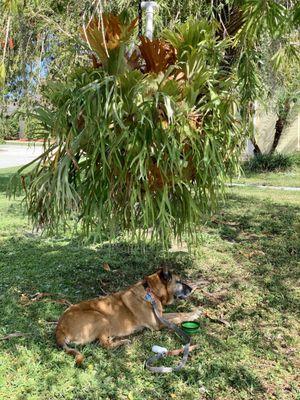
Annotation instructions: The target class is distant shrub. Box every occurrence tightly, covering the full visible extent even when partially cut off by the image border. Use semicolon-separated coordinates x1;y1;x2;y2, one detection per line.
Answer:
0;113;19;140
24;115;42;140
244;153;294;172
290;152;300;167
0;112;42;141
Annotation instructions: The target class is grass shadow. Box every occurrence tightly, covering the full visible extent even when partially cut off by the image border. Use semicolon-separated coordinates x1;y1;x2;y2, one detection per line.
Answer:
0;236;219;399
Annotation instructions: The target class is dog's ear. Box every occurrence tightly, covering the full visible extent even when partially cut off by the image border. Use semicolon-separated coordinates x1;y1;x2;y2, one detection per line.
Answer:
159;265;172;282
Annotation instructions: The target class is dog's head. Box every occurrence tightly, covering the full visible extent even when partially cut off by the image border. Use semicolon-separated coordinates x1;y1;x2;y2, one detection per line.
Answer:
146;265;193;305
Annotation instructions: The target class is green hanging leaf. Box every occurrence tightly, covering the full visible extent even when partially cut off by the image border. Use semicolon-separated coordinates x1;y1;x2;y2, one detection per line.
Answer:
2;0;24;14
0;62;6;86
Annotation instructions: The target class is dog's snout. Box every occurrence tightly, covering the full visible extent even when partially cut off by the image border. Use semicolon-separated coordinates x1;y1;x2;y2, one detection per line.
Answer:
182;282;192;296
175;281;193;299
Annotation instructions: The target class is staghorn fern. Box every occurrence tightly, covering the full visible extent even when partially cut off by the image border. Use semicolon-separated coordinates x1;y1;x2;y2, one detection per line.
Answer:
14;16;245;247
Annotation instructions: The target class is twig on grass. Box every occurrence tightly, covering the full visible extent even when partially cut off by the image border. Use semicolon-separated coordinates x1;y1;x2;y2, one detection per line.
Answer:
167;344;198;356
186;279;210;293
20;292;72;307
0;332;29;341
204;312;231;327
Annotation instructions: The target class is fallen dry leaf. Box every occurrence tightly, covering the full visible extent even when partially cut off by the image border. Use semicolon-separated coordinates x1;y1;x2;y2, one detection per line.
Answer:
20;293;30;305
239;250;265;259
103;263;111;271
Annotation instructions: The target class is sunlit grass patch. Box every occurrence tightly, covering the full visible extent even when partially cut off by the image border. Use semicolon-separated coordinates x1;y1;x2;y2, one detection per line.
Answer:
233;166;300;188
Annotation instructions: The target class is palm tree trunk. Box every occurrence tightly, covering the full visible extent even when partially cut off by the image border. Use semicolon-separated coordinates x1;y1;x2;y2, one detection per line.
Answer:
251;137;262;156
270;100;290;154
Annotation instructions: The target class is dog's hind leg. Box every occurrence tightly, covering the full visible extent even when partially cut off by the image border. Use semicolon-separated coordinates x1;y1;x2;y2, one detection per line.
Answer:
162;309;202;325
98;336;131;349
56;328;84;365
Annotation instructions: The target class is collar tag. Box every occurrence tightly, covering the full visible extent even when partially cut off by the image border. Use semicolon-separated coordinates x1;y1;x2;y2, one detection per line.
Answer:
144;289;156;304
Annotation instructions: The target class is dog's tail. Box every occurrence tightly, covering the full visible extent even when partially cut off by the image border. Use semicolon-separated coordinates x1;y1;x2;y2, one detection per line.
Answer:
56;327;84;366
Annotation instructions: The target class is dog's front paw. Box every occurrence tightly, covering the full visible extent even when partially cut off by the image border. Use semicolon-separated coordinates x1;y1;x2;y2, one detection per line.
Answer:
190;308;203;320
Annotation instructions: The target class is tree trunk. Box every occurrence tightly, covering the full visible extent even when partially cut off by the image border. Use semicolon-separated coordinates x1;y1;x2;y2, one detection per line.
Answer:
249;101;261;156
270;118;284;154
251;137;262;156
270;100;290;154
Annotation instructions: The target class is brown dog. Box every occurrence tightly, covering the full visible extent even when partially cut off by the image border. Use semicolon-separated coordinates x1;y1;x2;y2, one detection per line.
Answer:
56;267;201;364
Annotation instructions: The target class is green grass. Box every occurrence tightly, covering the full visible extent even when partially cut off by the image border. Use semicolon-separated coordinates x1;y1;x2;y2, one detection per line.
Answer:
0;169;299;400
228;185;300;206
233;166;300;188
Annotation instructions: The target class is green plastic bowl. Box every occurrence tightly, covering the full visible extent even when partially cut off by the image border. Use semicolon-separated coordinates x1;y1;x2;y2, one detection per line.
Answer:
181;321;200;335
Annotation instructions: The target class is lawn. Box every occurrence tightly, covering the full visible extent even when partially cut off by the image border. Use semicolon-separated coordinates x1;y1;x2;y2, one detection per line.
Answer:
233;166;300;188
227;186;300;206
0;168;299;400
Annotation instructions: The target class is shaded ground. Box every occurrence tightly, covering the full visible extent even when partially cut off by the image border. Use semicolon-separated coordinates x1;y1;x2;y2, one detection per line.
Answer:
0;143;43;168
0;168;299;400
